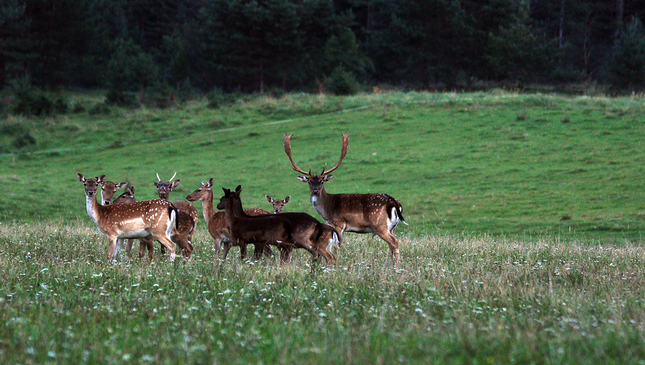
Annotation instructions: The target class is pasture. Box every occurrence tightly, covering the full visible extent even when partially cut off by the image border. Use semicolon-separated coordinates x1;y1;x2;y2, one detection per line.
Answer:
1;91;645;363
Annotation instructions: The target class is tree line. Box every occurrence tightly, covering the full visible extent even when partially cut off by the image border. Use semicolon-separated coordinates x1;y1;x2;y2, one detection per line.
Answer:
1;0;644;95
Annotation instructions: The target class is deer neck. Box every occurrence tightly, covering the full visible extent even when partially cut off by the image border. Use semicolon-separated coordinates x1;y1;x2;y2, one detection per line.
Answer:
310;187;331;220
231;197;247;218
201;191;217;224
86;194;102;225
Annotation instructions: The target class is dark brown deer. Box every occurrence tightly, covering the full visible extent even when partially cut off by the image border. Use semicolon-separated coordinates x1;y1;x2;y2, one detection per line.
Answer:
77;173;180;262
112;186;155;260
153;173;198;258
235;188;337;263
216;185;294;262
186;178;271;261
283;133;407;264
265;194;340;263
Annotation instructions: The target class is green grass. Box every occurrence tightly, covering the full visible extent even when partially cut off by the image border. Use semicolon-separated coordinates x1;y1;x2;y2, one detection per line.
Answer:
2;91;645;363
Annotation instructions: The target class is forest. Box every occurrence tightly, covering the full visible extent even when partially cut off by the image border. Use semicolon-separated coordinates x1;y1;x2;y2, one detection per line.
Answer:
1;0;644;95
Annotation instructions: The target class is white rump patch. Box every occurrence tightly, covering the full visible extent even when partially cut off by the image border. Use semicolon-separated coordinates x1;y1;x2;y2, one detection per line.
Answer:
388;207;400;233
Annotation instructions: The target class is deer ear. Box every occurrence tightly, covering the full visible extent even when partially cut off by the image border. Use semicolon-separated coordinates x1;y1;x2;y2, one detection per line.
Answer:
97;175;106;184
284;196;290;203
297;176;309;183
266;195;273;203
235;185;242;193
77;173;85;182
322;174;333;182
154;181;161;188
130;186;135;194
171;180;181;189
208;178;214;187
116;182;127;189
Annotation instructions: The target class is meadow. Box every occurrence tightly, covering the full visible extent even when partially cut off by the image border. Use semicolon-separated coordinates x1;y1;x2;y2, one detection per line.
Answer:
1;91;645;363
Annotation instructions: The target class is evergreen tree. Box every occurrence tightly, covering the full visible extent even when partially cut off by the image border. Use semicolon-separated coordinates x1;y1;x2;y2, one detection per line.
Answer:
0;0;27;90
605;17;645;91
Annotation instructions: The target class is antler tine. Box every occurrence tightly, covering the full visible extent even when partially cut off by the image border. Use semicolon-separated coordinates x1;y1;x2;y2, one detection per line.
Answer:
170;172;177;181
322;133;349;175
283;133;310;175
156;173;161;181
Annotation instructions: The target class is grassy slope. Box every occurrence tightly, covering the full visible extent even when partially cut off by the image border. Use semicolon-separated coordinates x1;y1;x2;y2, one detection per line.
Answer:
1;91;644;242
2;91;645;363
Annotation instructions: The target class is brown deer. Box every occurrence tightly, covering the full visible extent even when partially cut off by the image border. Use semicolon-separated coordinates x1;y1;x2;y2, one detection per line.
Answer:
186;178;271;261
237;188;337;263
112;186;155;260
216;185;294;262
153;173;198;258
99;179;127;206
265;194;340;263
265;195;290;214
283;133;407;264
77;173;180;262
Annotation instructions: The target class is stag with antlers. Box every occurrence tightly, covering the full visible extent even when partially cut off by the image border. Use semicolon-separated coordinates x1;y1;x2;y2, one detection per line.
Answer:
186;178;271;261
77;173;181;262
283;133;407;264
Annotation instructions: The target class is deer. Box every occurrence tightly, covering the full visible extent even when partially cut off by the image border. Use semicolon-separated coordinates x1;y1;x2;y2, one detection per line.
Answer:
186;178;272;261
76;173;181;262
266;195;290;214
216;185;294;262
99;179;127;206
265;194;340;263
153;173;198;258
283;133;408;264
112;186;155;260
235;188;337;264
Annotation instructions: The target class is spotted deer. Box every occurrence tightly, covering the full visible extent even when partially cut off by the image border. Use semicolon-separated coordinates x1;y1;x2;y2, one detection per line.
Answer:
77;173;180;262
153;173;198;258
216;185;294;262
112;186;155;260
283;133;407;264
186;178;271;261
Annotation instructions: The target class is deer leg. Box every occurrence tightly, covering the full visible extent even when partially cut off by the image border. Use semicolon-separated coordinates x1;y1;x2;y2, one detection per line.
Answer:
375;230;400;265
252;243;265;261
125;239;134;258
223;241;234;260
213;238;222;262
142;236;154;261
155;236;176;262
107;237;118;262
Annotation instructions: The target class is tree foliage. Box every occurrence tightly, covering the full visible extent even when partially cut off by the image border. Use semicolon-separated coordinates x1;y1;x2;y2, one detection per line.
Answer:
0;0;643;93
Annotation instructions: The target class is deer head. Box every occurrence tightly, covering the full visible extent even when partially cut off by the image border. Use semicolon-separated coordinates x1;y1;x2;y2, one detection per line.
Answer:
266;195;290;214
100;179;127;205
154;172;179;201
283;133;349;197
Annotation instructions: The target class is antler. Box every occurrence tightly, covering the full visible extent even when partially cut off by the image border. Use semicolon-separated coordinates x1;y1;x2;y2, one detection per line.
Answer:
283;133;310;175
156;172;177;181
321;133;349;175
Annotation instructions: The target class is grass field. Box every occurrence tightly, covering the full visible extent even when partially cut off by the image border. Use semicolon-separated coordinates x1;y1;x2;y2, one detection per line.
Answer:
1;91;645;363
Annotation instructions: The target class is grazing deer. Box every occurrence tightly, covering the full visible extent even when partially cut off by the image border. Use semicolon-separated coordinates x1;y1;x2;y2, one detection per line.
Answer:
153;173;198;258
265;194;340;263
283;133;407;264
112;186;155;260
186;178;271;261
77;173;180;262
216;185;294;262
266;195;290;214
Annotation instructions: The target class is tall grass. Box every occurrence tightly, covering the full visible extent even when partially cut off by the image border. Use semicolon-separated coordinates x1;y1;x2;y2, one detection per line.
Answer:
1;221;645;363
